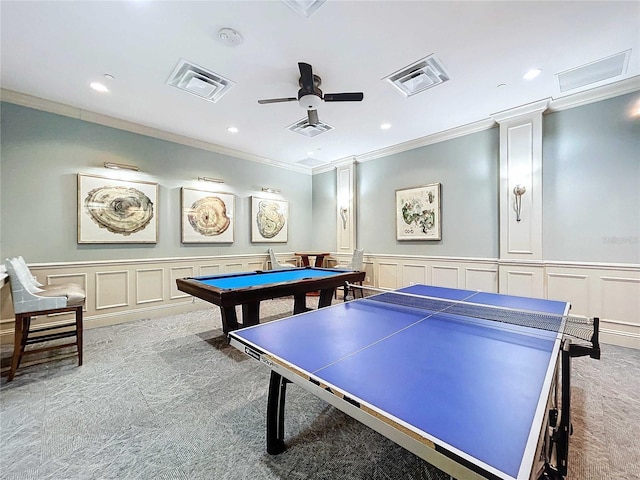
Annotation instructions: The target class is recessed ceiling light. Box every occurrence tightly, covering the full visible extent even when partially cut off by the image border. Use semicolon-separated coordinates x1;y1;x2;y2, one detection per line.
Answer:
90;82;109;93
307;151;314;156
104;73;114;81
497;83;507;88
380;123;391;130
523;69;542;80
227;126;238;133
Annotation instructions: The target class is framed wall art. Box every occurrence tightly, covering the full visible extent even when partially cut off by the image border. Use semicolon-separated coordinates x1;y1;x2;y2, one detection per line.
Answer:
181;188;234;243
78;173;158;244
396;183;442;241
251;196;288;243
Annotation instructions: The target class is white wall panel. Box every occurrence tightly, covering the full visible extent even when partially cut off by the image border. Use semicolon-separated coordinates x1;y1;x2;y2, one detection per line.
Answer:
200;263;221;276
465;267;498;293
432;266;459;288
171;266;195;299
403;264;427;287
378;262;399;290
546;272;589;314
2;255;637;349
95;270;129;309
135;268;164;305
599;276;640;328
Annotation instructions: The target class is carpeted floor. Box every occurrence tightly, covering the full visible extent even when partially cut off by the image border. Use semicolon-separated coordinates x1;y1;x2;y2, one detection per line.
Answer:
0;297;638;480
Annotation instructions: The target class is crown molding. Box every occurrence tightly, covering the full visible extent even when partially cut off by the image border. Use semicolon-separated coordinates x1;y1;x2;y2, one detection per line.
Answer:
0;89;311;175
547;75;640;112
3;75;638;177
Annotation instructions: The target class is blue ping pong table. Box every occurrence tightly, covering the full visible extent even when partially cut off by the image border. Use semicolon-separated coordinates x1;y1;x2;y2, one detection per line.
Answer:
229;284;600;480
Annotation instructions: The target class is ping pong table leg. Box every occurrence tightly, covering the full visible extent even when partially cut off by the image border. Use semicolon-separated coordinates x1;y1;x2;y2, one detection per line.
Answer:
267;371;288;455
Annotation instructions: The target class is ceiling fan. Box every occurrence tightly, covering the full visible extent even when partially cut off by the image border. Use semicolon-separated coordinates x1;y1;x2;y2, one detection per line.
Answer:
258;62;364;126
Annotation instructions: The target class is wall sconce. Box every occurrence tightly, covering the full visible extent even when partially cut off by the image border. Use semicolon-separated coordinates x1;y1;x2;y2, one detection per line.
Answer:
261;187;281;194
513;184;526;222
104;162;139;171
340;206;348;229
198;176;225;184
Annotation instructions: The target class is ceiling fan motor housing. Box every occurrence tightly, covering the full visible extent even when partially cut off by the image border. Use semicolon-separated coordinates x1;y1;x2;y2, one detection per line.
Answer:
299;93;322;110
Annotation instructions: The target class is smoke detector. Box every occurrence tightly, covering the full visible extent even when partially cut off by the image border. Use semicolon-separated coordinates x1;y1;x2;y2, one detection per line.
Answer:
218;28;243;47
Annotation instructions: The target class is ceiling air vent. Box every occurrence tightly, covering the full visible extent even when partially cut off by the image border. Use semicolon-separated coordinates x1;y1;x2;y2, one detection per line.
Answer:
282;0;326;18
296;157;326;167
384;54;450;97
166;59;234;103
556;50;631;93
287;118;334;138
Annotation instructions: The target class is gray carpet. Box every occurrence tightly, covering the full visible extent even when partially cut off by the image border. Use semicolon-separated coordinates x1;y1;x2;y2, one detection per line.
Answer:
0;297;638;480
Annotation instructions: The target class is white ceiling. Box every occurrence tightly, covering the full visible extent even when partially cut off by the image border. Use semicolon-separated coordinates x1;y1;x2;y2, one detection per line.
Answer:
1;1;639;172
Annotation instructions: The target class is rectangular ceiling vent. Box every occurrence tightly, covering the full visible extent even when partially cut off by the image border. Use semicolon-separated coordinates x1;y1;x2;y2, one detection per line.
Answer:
384;54;450;97
557;50;630;93
296;157;326;167
287;118;334;138
282;0;326;18
167;59;234;103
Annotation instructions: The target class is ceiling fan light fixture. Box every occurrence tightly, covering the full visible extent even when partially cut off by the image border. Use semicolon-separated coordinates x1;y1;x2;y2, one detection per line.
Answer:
299;94;321;110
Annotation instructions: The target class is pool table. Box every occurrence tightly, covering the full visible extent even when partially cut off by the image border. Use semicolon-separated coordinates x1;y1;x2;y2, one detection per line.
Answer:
176;267;366;334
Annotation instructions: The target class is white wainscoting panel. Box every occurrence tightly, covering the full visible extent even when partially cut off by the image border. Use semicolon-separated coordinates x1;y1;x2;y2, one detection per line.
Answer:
378;262;400;290
200;263;221;276
225;263;244;273
46;272;87;290
135;268;164;305
431;265;460;288
1;255;637;350
171;266;195;299
95;270;129;309
546;272;590;313
403;264;428;286
465;267;498;293
499;265;544;298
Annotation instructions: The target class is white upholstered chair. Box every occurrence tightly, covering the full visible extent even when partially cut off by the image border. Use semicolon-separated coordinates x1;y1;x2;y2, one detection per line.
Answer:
268;248;297;270
4;257;85;381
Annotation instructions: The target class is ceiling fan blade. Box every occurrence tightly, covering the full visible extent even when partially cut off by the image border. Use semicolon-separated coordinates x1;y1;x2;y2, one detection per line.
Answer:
258;97;297;104
307;109;319;126
323;92;364;102
298;62;315;93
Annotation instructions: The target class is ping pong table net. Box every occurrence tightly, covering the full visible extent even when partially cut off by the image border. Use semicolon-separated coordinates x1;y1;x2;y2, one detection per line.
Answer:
350;285;599;347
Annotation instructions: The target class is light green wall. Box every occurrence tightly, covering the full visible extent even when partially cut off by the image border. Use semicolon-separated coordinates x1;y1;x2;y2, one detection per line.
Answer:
0;103;313;263
356;128;500;258
3;92;639;266
311;169;337;251
543;92;640;263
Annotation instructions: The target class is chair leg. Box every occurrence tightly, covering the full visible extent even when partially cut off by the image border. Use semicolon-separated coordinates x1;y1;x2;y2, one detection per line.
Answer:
8;315;28;382
76;306;83;366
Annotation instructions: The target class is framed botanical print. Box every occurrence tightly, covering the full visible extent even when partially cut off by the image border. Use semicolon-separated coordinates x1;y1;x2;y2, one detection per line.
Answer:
251;196;288;243
396;183;442;241
78;173;158;243
181;188;234;243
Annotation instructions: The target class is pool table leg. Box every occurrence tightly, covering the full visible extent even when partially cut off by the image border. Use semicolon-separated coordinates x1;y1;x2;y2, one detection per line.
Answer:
318;288;335;308
220;306;239;335
242;302;260;327
293;294;307;314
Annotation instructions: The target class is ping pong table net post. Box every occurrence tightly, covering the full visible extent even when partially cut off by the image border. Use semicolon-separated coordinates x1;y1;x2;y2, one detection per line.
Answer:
344;284;601;359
